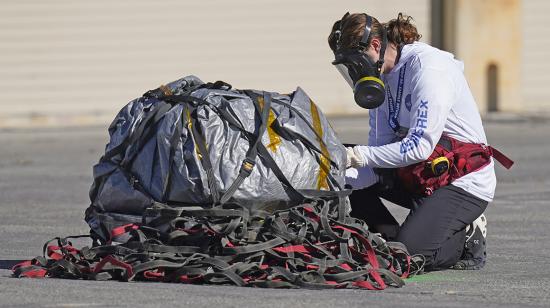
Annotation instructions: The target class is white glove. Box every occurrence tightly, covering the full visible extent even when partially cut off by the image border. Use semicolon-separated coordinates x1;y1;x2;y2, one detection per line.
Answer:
346;146;366;169
345;166;379;189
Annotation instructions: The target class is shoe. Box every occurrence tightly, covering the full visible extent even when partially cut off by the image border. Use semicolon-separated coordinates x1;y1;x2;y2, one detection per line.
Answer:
452;214;487;270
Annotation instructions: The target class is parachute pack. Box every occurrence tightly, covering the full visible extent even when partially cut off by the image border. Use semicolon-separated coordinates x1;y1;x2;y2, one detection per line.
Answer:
13;76;424;289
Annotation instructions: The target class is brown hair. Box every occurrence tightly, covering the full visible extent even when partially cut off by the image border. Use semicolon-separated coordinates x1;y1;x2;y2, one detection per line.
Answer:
328;12;421;52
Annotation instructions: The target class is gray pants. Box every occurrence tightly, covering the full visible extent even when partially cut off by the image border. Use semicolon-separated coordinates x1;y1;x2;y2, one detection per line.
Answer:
349;183;488;271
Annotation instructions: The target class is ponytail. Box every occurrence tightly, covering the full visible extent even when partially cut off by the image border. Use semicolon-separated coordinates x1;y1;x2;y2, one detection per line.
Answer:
385;13;421;46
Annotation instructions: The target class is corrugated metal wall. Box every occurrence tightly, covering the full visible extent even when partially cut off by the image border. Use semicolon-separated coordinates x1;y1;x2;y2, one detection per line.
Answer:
522;0;550;112
0;0;429;126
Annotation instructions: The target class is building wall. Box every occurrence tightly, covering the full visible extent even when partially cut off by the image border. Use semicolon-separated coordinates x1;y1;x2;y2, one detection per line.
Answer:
0;0;430;126
452;0;522;113
522;0;550;112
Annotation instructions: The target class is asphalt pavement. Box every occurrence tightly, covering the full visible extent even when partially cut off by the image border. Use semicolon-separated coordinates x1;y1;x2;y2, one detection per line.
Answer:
1;115;549;307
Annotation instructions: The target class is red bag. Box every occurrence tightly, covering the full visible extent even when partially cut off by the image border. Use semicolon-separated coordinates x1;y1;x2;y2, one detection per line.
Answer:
397;135;514;196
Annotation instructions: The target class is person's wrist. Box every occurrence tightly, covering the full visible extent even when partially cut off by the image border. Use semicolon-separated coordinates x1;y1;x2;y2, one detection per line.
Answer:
346;146;366;168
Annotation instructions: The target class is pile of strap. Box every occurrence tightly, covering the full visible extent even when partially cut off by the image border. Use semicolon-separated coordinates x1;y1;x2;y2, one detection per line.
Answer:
13;196;424;289
13;75;424;289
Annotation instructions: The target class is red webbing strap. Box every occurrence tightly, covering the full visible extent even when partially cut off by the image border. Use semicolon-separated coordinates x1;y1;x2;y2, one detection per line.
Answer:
19;268;47;278
272;245;310;254
46;245;79;260
370;269;388;289
93;255;134;280
12;260;48;278
352;272;387;291
143;269;165;281
111;223;140;238
333;225;379;269
12;260;33;271
340;263;352;271
489;146;514;169
46;246;63;261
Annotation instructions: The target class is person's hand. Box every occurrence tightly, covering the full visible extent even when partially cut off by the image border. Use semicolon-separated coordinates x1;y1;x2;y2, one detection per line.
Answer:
346;146;366;169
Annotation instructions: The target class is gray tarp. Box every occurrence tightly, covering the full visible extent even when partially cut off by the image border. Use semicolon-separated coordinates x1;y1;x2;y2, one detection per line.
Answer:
89;75;346;216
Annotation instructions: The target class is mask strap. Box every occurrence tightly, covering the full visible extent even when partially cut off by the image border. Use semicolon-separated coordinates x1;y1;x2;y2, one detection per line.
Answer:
360;14;387;75
360;14;372;46
335;12;351;50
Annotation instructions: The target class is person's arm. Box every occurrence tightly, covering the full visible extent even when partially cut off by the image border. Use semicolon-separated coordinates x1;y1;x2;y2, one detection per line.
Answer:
353;67;455;168
345;100;394;169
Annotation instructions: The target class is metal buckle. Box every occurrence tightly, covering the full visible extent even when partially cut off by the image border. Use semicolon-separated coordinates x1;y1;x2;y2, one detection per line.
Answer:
240;158;256;176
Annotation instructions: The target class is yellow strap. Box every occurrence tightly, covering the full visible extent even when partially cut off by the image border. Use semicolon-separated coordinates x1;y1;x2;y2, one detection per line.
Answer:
258;96;281;153
356;76;385;88
310;100;331;190
186;107;202;160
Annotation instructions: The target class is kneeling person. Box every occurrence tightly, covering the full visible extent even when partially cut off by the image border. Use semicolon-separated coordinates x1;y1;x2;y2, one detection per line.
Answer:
328;12;512;271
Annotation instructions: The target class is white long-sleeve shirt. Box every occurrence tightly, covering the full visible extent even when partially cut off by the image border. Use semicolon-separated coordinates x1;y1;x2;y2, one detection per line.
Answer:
354;42;496;202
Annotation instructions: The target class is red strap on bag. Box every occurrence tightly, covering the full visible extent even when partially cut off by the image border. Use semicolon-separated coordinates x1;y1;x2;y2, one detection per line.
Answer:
489;146;514;169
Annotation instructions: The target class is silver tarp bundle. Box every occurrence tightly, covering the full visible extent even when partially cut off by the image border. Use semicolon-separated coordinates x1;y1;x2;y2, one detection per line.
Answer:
88;75;347;225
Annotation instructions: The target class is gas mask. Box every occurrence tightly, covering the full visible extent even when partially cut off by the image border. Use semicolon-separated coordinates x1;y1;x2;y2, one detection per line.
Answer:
332;13;388;109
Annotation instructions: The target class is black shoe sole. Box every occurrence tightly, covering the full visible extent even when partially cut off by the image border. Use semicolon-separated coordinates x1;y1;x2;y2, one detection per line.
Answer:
451;258;486;270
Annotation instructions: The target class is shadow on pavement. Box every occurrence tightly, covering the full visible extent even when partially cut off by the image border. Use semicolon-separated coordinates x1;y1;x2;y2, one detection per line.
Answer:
0;260;26;270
